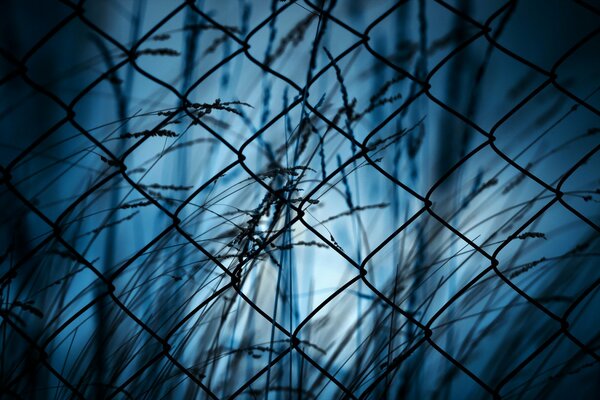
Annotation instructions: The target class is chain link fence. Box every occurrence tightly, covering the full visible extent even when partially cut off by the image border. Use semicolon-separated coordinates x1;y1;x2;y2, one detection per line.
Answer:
1;0;600;398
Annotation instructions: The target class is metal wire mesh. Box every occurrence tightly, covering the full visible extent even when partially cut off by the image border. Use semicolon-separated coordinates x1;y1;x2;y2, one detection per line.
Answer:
1;0;599;398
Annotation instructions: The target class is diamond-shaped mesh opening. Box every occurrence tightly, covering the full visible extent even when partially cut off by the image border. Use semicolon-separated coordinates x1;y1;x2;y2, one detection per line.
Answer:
554;33;600;111
186;54;300;137
487;0;600;71
428;146;553;250
0;324;64;399
368;0;480;75
305;45;414;144
302;157;422;264
177;164;297;270
22;18;127;104
234;350;350;399
247;6;359;85
102;114;240;212
242;102;363;196
133;9;244;94
364;93;489;196
43;296;164;399
427;36;548;132
429;270;562;388
0;78;67;164
294;280;424;397
496;203;600;317
112;229;230;337
498;335;600;399
362;338;491;399
167;286;291;398
364;212;490;324
113;355;202;399
237;224;358;330
70;78;183;157
56;173;175;275
0;187;54;256
8;123;117;221
0;1;72;59
81;1;186;46
1;239;107;345
494;85;600;186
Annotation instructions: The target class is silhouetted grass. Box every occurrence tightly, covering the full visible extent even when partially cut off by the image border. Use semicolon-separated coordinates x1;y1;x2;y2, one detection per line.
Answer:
1;1;600;399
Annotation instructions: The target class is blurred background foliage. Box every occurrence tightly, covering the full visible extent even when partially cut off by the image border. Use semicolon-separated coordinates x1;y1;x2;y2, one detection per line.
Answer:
1;0;599;398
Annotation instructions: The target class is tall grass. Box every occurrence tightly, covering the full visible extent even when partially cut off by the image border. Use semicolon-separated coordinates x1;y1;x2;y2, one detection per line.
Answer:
1;0;599;399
